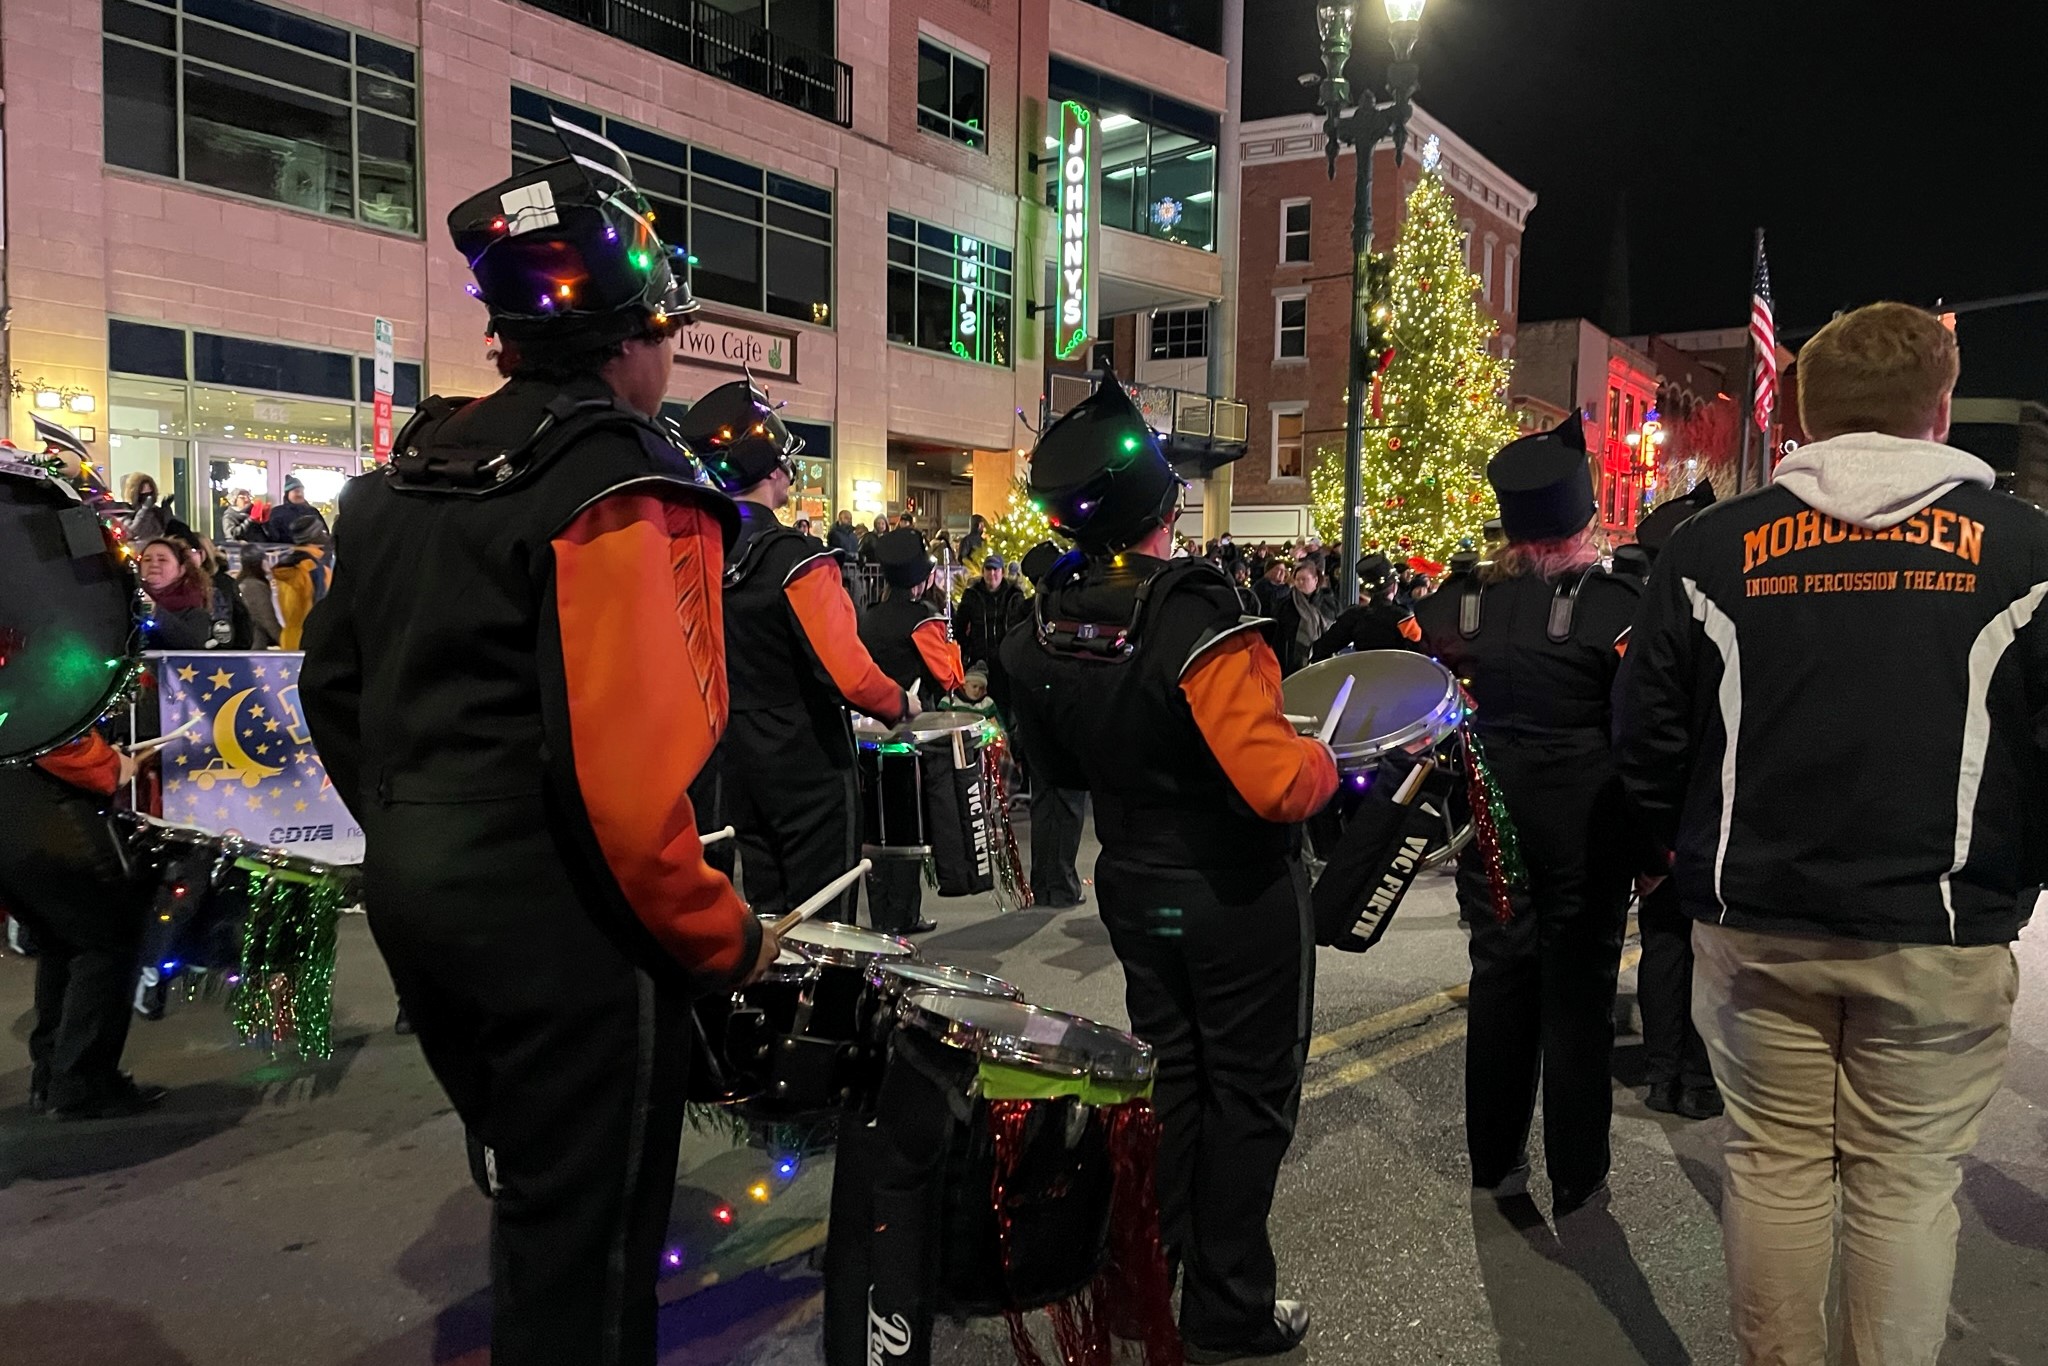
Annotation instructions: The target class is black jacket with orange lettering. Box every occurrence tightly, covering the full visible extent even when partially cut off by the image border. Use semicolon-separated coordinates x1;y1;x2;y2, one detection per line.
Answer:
1617;433;2048;947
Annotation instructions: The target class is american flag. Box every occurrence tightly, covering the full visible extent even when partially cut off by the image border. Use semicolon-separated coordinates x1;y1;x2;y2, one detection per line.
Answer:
1749;235;1777;433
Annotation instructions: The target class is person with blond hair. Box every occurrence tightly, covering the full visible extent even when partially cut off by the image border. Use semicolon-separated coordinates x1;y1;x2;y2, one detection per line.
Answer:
1619;301;2037;1365
1415;413;1648;1219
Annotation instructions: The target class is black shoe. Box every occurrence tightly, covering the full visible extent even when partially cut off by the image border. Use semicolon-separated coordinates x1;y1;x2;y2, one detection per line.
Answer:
1472;1162;1530;1199
1553;1180;1610;1219
52;1078;169;1121
1676;1084;1724;1120
1184;1300;1312;1363
1644;1080;1682;1114
903;919;940;935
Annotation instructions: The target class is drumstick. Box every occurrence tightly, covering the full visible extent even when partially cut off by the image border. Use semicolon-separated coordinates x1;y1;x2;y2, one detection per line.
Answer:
1392;761;1429;804
125;714;202;755
772;858;874;936
1317;677;1356;748
700;825;736;847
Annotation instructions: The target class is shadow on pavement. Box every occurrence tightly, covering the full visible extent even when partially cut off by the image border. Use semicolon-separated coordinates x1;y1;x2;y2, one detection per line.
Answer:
1960;1156;2048;1255
1471;1192;1693;1366
0;1298;196;1365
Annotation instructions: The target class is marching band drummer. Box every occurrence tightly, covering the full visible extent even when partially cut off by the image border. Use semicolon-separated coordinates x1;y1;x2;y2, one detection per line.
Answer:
857;526;967;935
1412;415;1649;1218
682;379;916;925
1001;374;1337;1363
1312;551;1424;659
301;128;774;1366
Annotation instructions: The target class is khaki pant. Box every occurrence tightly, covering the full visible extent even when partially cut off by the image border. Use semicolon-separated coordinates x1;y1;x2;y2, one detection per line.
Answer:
1691;922;2018;1366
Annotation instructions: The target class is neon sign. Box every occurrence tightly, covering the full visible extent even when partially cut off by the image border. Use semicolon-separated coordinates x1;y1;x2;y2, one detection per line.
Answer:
952;236;982;362
1055;101;1093;360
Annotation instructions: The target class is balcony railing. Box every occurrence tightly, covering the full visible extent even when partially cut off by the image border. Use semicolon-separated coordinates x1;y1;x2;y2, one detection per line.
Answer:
1048;371;1248;473
520;0;853;128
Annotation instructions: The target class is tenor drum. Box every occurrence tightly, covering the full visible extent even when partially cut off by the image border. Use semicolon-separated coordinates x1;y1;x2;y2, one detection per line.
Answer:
857;735;928;859
739;918;918;1120
896;991;1154;1314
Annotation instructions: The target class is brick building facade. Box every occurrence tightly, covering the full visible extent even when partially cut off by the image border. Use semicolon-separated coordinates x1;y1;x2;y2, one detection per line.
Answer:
0;0;1236;537
1225;107;1535;541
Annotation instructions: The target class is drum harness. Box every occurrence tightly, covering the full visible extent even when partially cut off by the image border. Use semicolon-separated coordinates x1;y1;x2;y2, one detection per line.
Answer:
385;391;709;498
1031;556;1261;666
1459;561;1605;644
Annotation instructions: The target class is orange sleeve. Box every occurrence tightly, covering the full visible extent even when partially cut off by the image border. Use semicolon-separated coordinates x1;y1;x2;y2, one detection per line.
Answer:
1398;613;1423;643
35;733;122;795
785;558;907;721
912;618;966;692
553;492;756;982
1180;632;1340;823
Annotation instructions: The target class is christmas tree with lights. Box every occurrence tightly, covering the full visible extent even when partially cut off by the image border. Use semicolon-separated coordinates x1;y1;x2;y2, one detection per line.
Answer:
1347;169;1519;564
980;478;1056;595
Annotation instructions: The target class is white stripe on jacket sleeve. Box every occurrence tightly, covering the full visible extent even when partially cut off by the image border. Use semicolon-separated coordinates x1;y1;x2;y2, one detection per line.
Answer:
1682;578;1742;921
1942;581;2048;942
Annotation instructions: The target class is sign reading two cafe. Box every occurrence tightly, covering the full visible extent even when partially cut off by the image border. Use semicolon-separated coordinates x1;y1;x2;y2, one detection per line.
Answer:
675;314;799;381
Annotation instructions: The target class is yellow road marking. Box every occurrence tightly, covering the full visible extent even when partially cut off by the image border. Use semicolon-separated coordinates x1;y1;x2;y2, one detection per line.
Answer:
1303;945;1643;1104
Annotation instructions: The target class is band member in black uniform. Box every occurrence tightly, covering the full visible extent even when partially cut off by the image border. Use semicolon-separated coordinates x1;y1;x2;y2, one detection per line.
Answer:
1312;552;1423;658
1014;539;1090;908
1614;480;1723;1120
1002;376;1338;1361
857;527;966;933
1414;415;1646;1216
300;124;773;1366
682;382;914;923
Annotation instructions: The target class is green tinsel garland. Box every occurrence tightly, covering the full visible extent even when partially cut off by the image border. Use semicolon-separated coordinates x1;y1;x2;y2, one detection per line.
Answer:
1459;725;1528;923
229;861;345;1060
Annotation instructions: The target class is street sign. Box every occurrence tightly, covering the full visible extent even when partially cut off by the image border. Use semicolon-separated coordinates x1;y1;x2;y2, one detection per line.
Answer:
372;317;395;460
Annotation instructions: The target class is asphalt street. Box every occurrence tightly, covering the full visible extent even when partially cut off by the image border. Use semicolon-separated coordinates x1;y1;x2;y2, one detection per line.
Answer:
3;819;2045;1366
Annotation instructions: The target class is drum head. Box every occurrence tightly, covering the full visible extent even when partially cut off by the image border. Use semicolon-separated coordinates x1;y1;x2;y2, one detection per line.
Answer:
851;715;892;741
777;916;916;966
1281;650;1462;767
763;943;817;982
905;712;984;741
0;466;142;763
901;992;1152;1089
874;961;1021;1001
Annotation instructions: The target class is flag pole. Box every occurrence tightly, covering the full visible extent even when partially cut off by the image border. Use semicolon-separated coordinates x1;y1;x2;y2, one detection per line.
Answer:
1736;227;1762;494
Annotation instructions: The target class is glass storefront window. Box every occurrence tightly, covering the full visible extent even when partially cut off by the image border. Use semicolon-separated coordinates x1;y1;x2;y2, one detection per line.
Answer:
287;461;352;525
1050;61;1219;252
785;455;834;529
191;388;356;448
886;214;1012;368
207;454;271;541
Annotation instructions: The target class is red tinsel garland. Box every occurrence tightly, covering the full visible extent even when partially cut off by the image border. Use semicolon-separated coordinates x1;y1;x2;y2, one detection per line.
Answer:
987;1098;1181;1366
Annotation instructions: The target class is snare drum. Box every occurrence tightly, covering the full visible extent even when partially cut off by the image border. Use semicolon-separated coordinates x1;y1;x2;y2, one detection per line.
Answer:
1283;650;1473;870
896;991;1154;1314
740;918;918;1120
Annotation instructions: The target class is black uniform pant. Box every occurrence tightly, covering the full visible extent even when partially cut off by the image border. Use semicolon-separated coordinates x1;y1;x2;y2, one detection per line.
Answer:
1029;786;1088;906
0;769;149;1109
363;794;690;1366
1636;880;1712;1089
726;705;859;923
1096;851;1312;1347
1457;763;1631;1200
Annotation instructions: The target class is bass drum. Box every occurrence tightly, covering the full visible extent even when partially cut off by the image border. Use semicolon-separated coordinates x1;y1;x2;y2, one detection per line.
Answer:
0;457;143;764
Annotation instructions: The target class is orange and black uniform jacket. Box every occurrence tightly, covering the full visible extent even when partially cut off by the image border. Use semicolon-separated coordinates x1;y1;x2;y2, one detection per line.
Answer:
858;590;966;699
1181;632;1338;823
35;733;122;796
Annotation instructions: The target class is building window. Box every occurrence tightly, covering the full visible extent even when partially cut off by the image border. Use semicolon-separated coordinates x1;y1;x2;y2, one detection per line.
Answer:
512;90;834;327
1482;233;1498;302
1608;387;1622;435
917;39;987;151
1503;248;1519;313
1052;61;1219;252
1149;309;1208;360
1281;199;1311;263
1276;296;1308;361
1090;340;1118;373
103;0;419;233
886;213;1012;368
1272;407;1306;481
1462;219;1476;268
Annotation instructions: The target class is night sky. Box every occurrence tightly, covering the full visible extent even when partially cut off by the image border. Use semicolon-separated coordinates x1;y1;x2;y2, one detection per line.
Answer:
1242;0;2048;400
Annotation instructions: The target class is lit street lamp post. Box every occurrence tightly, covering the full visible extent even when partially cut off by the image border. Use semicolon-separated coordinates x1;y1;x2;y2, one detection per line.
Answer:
1312;0;1425;606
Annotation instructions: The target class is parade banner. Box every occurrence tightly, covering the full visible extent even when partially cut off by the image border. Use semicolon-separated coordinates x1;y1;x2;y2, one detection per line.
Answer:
154;651;364;863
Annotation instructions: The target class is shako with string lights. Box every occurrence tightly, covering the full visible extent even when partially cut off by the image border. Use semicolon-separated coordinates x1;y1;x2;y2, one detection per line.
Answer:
298;112;767;1366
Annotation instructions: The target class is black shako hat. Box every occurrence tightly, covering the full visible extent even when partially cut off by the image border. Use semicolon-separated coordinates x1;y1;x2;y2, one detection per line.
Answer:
1028;371;1180;552
1019;539;1061;585
1358;552;1396;591
449;114;696;348
675;377;805;494
1633;478;1718;557
1486;414;1598;542
875;527;936;588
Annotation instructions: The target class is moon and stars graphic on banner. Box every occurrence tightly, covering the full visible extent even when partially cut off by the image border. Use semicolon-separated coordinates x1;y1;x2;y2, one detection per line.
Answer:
155;651;364;862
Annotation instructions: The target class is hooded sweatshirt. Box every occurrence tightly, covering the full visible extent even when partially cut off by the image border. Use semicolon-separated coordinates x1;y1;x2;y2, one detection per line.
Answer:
1617;429;2048;947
